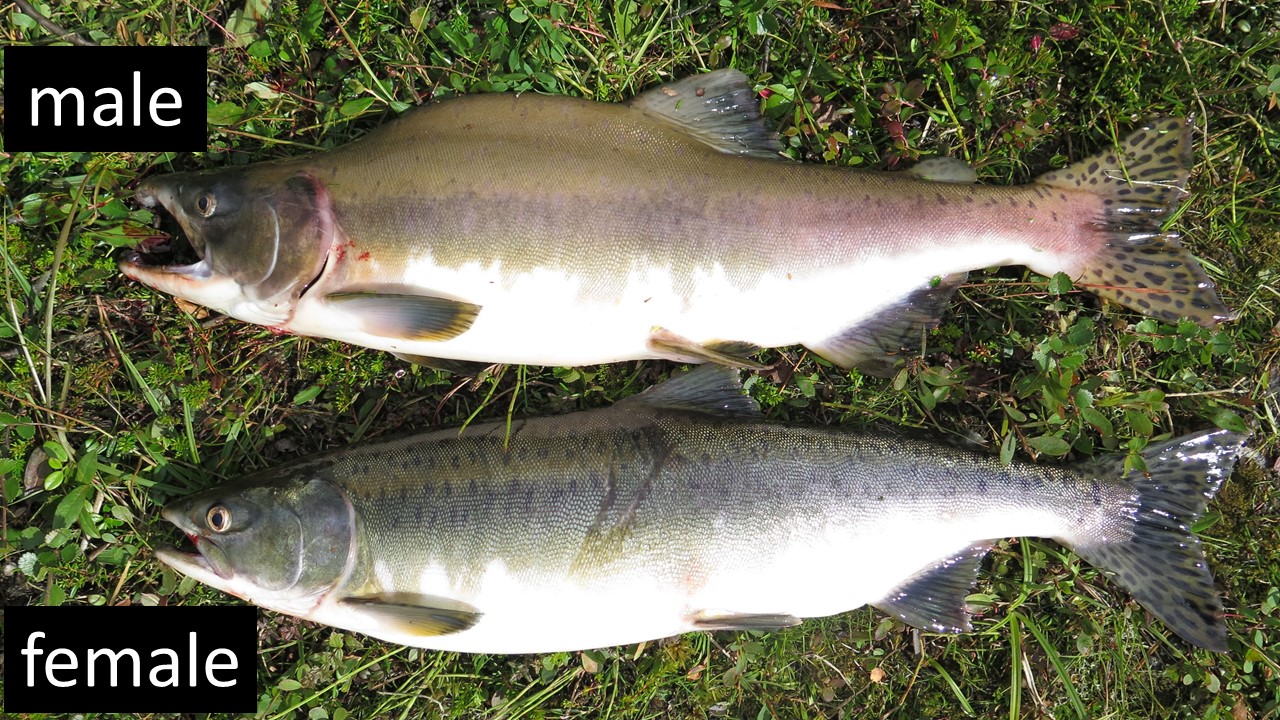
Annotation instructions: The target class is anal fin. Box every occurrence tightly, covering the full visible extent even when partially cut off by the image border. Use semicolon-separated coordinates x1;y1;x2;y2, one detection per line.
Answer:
339;593;481;637
691;611;802;631
806;272;965;376
873;543;991;633
648;327;766;369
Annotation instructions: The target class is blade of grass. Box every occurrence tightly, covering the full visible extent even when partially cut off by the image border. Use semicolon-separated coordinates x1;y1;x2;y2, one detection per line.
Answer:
1017;612;1087;718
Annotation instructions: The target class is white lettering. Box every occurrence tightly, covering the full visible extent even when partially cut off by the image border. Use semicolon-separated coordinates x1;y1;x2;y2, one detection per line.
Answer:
205;648;238;687
188;631;198;687
132;71;142;126
22;632;46;687
46;648;78;688
149;648;180;687
94;87;124;126
20;629;240;689
86;647;141;687
31;87;84;126
150;88;183;126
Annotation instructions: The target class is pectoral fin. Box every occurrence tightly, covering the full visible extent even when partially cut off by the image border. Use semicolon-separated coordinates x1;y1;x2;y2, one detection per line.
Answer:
873;543;991;633
691;611;802;631
326;289;480;341
647;327;766;369
340;593;481;637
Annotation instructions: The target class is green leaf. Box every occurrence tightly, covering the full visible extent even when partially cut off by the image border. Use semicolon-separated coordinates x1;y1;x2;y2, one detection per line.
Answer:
207;101;245;126
13;8;37;27
247;39;272;59
4;472;19;504
1027;434;1071;456
999;431;1017;465
340;97;377;117
1126;409;1154;437
1211;409;1248;433
510;6;528;22
43;440;69;463
1080;408;1113;436
409;6;430;31
76;450;99;485
1003;404;1027;422
293;385;324;405
54;483;94;529
278;679;303;692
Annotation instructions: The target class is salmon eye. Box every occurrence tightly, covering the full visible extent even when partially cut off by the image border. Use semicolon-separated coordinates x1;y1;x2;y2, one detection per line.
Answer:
206;505;232;532
195;192;217;217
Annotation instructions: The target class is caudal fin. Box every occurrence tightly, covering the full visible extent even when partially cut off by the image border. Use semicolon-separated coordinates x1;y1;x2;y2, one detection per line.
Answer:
1035;118;1231;326
1070;429;1248;651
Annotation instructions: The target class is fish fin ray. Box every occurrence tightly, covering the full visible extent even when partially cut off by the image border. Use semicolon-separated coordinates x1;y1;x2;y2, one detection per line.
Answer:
873;542;991;633
1036;117;1230;326
907;157;978;184
326;289;480;341
691;611;802;631
630;69;781;159
806;272;966;376
647;327;766;369
1067;429;1248;652
392;352;493;376
619;365;760;417
339;593;481;637
1076;233;1232;327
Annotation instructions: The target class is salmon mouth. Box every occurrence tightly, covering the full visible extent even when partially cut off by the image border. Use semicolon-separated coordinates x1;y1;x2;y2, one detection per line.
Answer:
122;182;210;280
158;505;233;580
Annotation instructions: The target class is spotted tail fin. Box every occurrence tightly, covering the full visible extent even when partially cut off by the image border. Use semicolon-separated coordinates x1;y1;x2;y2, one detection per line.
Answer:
1035;118;1231;326
1069;429;1248;651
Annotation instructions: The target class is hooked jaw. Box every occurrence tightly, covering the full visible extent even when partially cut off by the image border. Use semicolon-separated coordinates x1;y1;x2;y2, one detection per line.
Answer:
124;179;293;326
122;178;221;301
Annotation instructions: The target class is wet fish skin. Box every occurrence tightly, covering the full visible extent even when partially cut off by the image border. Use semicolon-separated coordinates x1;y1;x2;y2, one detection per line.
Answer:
157;366;1245;654
123;70;1230;374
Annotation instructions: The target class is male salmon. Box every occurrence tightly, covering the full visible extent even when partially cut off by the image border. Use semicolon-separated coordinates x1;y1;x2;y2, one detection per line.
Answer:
157;366;1245;653
124;70;1230;373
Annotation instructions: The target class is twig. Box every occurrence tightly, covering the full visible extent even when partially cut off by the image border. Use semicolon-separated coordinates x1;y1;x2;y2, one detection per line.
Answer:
12;0;96;46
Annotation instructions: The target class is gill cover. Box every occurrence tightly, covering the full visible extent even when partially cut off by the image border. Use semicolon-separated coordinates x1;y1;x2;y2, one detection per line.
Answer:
136;168;334;305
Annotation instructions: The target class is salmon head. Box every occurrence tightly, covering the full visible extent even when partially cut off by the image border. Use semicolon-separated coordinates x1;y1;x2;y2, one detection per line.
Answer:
155;474;355;613
122;167;336;327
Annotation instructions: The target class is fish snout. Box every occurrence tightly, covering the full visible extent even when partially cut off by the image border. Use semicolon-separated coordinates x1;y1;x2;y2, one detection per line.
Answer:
134;177;181;213
134;182;158;208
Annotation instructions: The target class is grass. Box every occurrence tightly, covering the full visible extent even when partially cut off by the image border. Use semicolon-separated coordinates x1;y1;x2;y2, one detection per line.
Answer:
3;0;1279;718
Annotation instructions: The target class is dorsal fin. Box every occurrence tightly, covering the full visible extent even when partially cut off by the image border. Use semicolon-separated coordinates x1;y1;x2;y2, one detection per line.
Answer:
618;365;760;417
629;69;781;159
